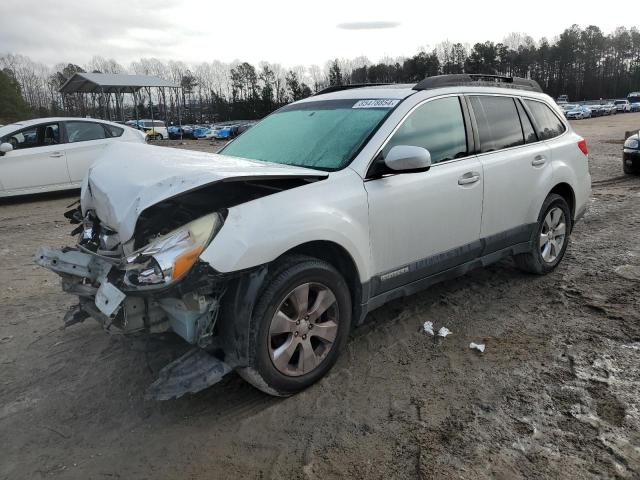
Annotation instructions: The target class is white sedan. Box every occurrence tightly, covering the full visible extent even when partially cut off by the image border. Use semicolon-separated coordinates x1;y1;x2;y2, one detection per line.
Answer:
0;117;146;197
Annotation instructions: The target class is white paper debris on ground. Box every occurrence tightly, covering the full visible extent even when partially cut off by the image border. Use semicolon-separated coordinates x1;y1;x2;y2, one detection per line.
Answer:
423;321;434;336
437;327;452;337
470;342;485;353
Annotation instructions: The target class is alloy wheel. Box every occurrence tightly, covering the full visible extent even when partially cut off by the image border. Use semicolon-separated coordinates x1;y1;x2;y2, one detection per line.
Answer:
268;282;339;377
539;207;566;263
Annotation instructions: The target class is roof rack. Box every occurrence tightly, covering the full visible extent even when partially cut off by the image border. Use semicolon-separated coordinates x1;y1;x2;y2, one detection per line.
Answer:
314;83;392;96
413;74;543;93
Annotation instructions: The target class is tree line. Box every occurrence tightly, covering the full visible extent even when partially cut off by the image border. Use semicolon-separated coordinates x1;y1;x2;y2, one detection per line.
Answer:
1;24;639;125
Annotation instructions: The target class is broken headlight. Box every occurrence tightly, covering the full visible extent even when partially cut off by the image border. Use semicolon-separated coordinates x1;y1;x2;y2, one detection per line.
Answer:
124;212;223;289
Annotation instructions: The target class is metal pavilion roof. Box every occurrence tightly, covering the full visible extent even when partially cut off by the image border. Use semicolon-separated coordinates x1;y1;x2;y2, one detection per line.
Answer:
59;72;177;94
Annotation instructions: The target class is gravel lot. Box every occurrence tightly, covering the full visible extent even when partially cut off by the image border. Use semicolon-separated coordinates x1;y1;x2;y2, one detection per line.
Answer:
1;114;639;479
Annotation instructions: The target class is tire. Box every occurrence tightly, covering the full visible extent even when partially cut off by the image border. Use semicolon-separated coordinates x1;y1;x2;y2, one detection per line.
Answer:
238;255;352;396
156;134;163;140
623;160;639;175
514;194;572;275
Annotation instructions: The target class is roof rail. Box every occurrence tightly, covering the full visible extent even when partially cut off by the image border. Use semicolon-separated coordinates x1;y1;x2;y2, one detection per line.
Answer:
413;74;543;93
314;83;392;96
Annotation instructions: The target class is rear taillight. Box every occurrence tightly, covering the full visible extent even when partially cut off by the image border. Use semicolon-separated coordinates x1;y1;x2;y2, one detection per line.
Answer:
577;138;588;156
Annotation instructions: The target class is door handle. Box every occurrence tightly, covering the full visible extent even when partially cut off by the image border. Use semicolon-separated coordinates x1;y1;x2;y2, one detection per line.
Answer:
531;155;547;166
458;172;480;185
49;152;64;158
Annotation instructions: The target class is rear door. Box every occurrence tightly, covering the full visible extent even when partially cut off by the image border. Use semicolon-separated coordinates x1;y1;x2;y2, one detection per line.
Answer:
63;121;112;183
468;95;553;251
0;122;70;193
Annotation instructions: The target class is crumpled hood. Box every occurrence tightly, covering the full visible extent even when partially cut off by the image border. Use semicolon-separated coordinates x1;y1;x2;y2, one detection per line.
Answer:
81;142;328;242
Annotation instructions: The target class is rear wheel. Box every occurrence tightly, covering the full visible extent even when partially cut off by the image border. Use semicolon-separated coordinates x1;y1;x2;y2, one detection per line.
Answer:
238;255;352;396
515;194;572;275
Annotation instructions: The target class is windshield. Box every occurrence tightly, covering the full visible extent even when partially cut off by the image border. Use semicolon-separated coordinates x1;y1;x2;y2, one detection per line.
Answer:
220;98;397;170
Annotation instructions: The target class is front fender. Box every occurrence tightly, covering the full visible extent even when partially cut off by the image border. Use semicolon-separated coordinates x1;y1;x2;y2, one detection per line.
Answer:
200;168;371;282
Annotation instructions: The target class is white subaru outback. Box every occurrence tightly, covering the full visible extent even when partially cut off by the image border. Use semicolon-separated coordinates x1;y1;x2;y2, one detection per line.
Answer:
37;74;591;399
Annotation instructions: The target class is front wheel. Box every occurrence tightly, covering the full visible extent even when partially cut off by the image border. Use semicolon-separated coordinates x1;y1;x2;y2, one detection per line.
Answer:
515;194;572;275
238;255;352;396
624;159;639;175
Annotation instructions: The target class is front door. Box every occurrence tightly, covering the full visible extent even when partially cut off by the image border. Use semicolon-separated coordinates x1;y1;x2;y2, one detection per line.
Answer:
364;95;484;296
0;122;69;193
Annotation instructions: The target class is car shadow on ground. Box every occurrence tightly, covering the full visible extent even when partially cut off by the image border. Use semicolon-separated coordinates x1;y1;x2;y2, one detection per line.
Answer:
133;257;527;417
0;189;79;206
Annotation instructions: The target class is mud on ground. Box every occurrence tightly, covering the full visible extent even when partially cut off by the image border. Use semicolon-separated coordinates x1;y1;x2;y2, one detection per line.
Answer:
1;114;639;479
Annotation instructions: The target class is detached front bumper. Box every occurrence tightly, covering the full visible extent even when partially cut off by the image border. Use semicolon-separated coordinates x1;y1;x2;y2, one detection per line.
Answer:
36;246;226;343
35;246;235;399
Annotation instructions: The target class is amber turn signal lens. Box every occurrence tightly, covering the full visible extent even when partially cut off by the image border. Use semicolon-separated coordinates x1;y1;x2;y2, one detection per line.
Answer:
172;246;204;280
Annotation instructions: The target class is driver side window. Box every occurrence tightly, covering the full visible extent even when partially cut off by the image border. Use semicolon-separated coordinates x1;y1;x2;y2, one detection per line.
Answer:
3;123;59;150
383;96;468;164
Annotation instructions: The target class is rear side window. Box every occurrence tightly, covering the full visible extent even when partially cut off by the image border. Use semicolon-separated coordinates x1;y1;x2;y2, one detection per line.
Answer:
515;100;537;143
153;121;165;127
66;122;107;143
470;96;524;153
105;124;124;137
523;99;566;140
382;96;467;164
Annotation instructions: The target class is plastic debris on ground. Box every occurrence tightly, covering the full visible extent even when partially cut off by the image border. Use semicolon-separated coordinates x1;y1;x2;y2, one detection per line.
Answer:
437;327;452;337
423;321;434;336
470;342;485;353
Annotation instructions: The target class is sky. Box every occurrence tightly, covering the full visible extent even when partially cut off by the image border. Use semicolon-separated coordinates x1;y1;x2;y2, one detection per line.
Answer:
0;0;632;68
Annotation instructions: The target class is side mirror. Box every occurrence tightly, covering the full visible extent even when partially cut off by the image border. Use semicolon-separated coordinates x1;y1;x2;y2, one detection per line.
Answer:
384;145;432;172
0;142;13;156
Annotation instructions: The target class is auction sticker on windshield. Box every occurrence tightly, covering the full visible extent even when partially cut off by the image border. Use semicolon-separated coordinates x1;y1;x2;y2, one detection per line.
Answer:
352;99;400;108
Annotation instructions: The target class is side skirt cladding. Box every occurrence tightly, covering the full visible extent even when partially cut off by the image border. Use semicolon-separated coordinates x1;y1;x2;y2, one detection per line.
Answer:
360;223;536;320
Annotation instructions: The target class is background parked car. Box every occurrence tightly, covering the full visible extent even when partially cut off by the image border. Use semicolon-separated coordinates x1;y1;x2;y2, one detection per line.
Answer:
614;99;631;113
623;132;640;174
604;103;617;115
0;117;145;197
566;105;591;120
560;104;577;117
126;119;168;140
631;102;640;112
192;125;214;139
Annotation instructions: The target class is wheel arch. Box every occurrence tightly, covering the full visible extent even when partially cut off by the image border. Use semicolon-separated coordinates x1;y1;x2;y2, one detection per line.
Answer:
548;182;576;221
216;240;367;367
282;240;366;323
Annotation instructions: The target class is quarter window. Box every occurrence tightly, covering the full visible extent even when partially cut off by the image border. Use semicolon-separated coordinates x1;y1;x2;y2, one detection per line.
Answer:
382;96;467;164
105;124;124;137
523;99;566;140
515;100;538;143
470;96;524;153
66;122;107;143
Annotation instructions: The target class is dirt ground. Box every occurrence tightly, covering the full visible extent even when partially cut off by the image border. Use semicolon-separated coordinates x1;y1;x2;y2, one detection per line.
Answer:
1;114;640;479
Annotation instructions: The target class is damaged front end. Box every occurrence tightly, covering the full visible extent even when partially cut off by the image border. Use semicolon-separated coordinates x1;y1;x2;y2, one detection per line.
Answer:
36;206;233;400
35;143;330;399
